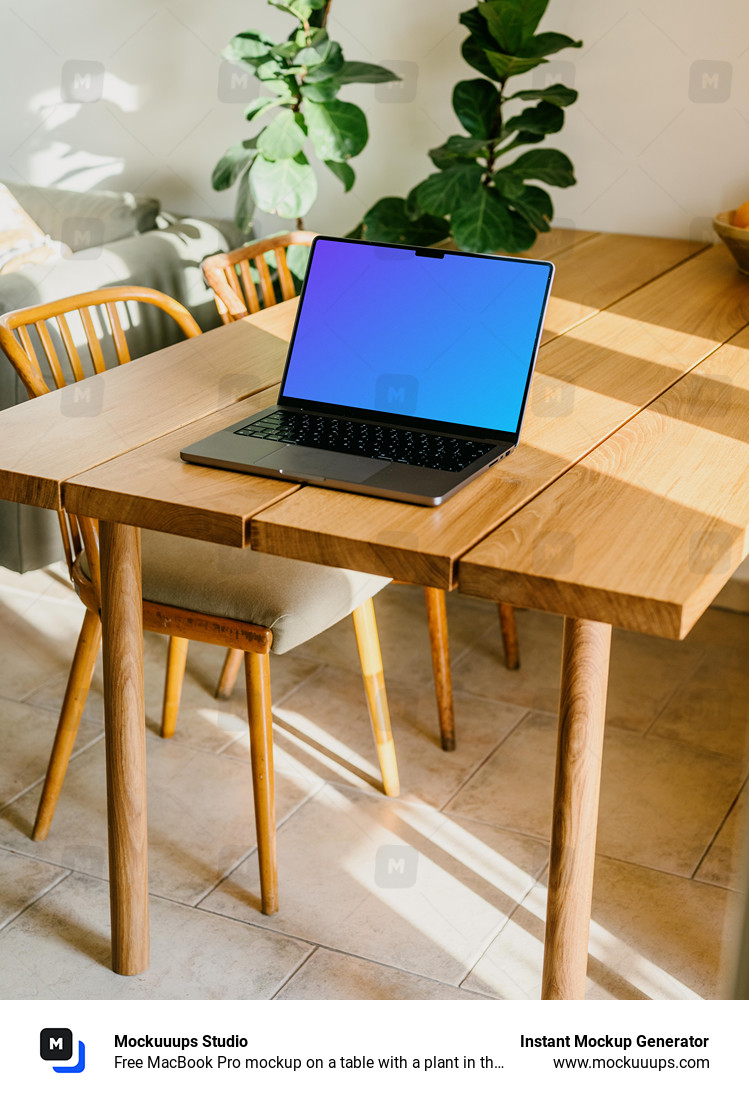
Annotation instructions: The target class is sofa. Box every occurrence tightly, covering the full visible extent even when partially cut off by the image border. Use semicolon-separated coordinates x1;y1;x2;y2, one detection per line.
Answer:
0;181;244;573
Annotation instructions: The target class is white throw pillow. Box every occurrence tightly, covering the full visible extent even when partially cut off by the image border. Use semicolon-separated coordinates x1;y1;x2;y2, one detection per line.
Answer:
0;183;70;273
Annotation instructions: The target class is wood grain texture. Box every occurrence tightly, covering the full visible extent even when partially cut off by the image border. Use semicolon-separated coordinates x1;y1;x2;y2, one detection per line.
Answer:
458;335;749;638
0;316;290;511
424;587;455;751
99;521;148;975
542;618;611;1000
64;386;299;543
251;244;749;588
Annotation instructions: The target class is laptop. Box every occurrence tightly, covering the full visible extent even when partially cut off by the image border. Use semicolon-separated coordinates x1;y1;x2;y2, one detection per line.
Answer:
181;235;554;506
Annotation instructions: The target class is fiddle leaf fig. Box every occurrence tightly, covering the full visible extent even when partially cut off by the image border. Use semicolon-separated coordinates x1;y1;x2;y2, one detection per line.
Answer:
357;0;580;254
213;2;400;232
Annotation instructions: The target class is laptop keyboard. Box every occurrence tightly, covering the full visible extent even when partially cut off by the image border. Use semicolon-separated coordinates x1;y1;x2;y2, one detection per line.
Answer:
234;411;495;473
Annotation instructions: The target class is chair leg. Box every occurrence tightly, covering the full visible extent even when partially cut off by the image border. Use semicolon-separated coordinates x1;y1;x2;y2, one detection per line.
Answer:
215;647;243;700
161;636;189;738
244;651;278;916
498;603;520;670
33;608;102;841
424;587;456;752
352;598;400;797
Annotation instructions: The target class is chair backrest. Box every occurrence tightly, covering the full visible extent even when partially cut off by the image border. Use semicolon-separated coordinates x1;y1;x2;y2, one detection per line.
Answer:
0;285;201;589
0;285;201;400
202;231;316;324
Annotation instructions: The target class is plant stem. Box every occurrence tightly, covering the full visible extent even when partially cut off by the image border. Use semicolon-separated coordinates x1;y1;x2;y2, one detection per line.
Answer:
320;0;332;28
296;217;304;230
485;78;507;177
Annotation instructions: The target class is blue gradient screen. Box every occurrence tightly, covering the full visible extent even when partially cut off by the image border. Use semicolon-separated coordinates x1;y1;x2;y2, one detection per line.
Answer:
281;238;552;434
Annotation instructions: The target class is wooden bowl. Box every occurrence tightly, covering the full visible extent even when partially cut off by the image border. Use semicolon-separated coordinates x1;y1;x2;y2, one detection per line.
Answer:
713;211;749;275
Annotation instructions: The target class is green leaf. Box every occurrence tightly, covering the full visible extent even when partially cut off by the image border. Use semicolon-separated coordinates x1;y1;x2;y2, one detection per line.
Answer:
507;209;537;252
506;82;577;107
498;130;545;154
336;61;401;84
493;169;525;199
256;107;307;160
223;31;275;68
300;78;342;102
303;40;344;82
256;58;283;82
361;197;448;246
428;142;476;170
484;49;546;78
509;184;553;232
325;158;355;192
212;139;258;191
503;101;564;137
270;40;300;60
269;0;326;20
516;32;582;58
478;2;525;54
412;164;484;217
459;9;498;51
302;99;368;160
452;79;500;139
296;32;331;69
234;168;254;235
445;134;490;157
507;148;576;187
245;96;288;122
249;152;318;219
450;187;515;253
483;0;550;40
461;35;501;80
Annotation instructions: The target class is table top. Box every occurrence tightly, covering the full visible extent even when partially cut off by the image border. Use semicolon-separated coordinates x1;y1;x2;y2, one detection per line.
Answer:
1;229;747;639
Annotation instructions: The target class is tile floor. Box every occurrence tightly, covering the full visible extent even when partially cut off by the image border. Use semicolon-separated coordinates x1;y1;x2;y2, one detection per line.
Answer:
0;562;746;1000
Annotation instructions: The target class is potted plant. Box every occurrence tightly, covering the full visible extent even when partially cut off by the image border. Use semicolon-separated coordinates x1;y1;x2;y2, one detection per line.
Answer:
212;0;399;254
353;0;582;253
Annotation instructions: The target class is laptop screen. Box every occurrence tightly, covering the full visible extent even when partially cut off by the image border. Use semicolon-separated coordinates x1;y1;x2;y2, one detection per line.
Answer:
279;237;553;437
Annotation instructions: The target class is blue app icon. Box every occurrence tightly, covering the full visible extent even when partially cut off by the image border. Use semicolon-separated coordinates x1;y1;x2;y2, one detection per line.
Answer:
40;1028;86;1073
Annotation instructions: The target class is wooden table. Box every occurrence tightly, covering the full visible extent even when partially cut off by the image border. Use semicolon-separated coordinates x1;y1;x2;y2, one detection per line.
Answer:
1;229;747;997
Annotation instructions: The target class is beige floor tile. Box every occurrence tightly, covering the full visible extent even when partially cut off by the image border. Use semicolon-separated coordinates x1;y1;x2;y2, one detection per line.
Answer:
0;733;322;905
0;591;88;702
0;696;102;809
696;782;749;891
291;584;497;685
276;946;490;1000
223;664;528;808
0;872;312;999
647;647;749;759
200;785;548;985
446;711;744;876
0;848;69;930
463;856;736;1000
453;611;704;732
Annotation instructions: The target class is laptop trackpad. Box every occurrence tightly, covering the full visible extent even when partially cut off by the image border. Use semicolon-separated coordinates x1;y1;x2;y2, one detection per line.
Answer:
253;445;390;483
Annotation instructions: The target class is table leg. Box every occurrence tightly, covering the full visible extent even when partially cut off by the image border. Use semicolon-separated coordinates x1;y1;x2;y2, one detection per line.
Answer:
99;521;149;975
542;617;611;999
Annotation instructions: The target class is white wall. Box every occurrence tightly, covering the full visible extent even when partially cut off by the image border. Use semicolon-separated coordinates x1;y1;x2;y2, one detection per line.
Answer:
1;0;747;242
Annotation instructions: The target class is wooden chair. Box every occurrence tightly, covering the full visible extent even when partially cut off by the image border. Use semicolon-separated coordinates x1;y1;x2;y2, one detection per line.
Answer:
203;235;522;753
0;286;399;917
202;230;317;324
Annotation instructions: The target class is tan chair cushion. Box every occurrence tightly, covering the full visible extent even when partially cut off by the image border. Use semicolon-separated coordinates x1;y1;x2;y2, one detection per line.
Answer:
103;530;390;655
